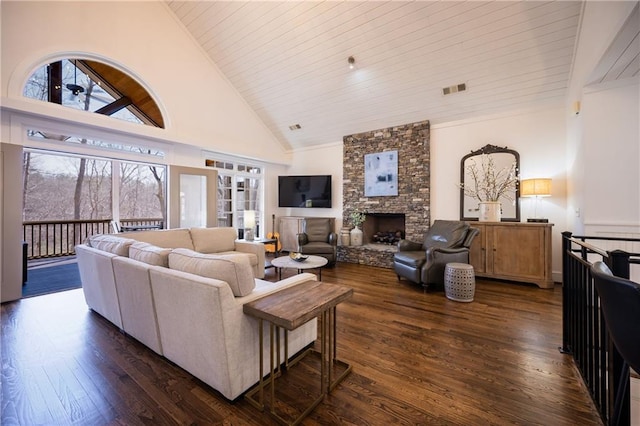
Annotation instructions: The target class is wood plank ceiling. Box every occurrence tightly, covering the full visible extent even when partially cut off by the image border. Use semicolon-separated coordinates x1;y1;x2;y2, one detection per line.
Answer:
166;1;587;150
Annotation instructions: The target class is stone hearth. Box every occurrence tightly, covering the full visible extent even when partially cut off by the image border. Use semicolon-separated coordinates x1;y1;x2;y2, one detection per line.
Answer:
337;244;396;268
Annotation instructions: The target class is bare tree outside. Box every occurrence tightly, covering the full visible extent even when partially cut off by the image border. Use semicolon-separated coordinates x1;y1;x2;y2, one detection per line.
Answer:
20;59;167;258
23;151;165;222
119;162;165;222
22;59;166;223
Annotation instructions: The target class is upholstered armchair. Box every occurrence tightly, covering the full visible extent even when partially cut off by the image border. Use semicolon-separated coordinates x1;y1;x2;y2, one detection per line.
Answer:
393;220;479;290
296;217;338;265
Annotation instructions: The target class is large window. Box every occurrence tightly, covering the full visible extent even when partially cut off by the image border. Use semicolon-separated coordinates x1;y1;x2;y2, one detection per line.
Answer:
23;149;166;224
24;59;164;128
23;151;113;221
207;158;263;237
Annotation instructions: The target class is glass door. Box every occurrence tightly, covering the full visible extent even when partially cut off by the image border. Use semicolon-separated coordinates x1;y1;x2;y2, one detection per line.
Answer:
169;166;217;228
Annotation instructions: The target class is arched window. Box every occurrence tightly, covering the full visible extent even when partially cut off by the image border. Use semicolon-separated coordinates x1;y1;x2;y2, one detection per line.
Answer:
23;59;164;128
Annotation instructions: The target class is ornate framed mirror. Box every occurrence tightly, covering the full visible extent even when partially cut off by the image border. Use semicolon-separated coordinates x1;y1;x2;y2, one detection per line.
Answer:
460;144;520;222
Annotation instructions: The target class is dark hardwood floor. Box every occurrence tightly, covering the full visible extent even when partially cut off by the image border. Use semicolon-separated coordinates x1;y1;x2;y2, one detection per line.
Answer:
1;262;602;425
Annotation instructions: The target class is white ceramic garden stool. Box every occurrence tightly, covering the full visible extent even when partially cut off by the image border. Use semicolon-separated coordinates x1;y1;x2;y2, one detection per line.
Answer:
444;262;476;302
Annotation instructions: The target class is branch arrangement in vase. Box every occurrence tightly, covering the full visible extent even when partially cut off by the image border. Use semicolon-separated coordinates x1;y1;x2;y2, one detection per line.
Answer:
459;154;519;203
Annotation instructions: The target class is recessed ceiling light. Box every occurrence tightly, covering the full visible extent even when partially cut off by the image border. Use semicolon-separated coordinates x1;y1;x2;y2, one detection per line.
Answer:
289;124;301;130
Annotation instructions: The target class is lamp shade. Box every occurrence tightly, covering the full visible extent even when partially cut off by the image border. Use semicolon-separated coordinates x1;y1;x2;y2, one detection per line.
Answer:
244;210;256;228
520;178;551;197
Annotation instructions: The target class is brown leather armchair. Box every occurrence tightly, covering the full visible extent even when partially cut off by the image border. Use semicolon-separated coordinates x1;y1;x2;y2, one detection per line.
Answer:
393;220;479;290
296;218;338;265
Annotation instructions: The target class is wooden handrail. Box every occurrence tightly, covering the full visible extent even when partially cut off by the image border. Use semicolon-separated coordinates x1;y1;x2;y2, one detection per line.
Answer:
22;218;163;259
561;231;637;425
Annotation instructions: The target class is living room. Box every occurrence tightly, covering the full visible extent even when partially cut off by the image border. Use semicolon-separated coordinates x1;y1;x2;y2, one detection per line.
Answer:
1;1;639;424
2;1;638;299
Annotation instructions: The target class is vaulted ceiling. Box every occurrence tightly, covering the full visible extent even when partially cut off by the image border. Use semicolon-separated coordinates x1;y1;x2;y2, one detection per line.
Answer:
166;1;639;151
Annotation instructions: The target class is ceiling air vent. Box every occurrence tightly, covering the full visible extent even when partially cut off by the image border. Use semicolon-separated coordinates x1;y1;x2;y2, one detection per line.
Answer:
443;83;467;95
288;124;301;130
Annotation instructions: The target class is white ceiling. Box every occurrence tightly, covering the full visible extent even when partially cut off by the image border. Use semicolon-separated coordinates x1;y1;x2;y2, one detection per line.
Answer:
166;1;638;151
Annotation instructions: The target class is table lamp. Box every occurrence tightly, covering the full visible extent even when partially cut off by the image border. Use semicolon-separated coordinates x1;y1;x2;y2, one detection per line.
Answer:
520;178;551;223
244;210;256;241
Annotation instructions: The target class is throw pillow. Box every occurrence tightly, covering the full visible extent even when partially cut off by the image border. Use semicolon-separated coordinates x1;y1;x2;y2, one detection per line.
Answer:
129;242;171;267
189;227;237;253
87;234;136;257
168;248;255;297
119;228;195;250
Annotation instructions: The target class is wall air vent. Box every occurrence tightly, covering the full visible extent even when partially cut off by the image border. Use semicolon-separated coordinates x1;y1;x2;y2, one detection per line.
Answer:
288;124;301;130
443;83;467;95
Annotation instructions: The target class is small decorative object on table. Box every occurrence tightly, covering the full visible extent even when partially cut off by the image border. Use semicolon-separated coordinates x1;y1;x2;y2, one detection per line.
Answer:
289;252;308;262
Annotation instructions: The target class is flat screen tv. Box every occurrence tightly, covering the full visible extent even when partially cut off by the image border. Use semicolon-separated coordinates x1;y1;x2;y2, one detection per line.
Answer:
278;175;332;208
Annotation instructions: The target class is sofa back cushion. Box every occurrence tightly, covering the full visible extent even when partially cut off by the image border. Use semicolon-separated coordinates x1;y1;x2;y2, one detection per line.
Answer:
129;242;172;267
303;218;333;243
189;227;237;253
118;228;195;250
168;248;255;297
422;220;469;250
87;234;136;257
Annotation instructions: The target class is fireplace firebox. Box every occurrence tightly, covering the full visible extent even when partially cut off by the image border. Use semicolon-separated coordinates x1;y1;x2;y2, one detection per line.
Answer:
362;213;406;245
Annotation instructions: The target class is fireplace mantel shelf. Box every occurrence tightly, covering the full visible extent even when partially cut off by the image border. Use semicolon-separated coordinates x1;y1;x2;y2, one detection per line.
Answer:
349;243;398;253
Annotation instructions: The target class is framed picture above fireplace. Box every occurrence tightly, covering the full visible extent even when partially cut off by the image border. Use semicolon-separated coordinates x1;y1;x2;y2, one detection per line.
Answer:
364;150;398;197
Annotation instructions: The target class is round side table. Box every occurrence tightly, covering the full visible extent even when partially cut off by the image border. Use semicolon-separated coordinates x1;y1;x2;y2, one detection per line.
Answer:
444;263;476;302
271;254;328;280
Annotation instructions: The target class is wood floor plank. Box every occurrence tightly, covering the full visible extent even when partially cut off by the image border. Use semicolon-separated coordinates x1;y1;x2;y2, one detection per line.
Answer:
1;262;603;425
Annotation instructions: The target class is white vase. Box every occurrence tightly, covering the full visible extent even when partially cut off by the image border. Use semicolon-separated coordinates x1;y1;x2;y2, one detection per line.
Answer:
350;226;363;246
479;201;501;222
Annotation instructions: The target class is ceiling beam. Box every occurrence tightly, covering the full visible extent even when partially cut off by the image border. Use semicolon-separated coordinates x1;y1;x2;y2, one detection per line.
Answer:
95;97;132;116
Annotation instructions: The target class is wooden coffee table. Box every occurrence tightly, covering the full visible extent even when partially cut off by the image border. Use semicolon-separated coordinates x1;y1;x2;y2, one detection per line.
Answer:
243;280;353;425
270;254;328;280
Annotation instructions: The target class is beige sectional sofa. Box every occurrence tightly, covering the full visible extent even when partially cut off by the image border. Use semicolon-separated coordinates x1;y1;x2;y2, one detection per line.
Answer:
75;227;318;400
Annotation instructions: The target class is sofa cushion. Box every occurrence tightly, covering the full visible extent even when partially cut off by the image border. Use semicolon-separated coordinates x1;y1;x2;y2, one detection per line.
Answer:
87;234;136;257
118;228;195;250
217;251;258;267
189;227;237;253
168;248;255;297
303;218;333;243
129;242;171;267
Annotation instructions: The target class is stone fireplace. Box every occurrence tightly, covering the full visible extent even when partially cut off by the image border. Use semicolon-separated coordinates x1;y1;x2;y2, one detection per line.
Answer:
338;120;430;268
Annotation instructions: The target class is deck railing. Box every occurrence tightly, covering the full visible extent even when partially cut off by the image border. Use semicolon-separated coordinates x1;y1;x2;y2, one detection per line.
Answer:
22;218;164;259
561;232;640;426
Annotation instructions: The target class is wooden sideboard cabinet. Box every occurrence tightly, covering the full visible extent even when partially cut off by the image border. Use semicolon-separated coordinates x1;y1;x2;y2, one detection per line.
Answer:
468;222;554;289
278;216;335;253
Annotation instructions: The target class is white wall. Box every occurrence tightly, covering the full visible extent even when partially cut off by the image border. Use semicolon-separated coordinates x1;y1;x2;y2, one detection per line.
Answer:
580;79;640;283
582;81;640;228
0;1;289;163
431;107;568;280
